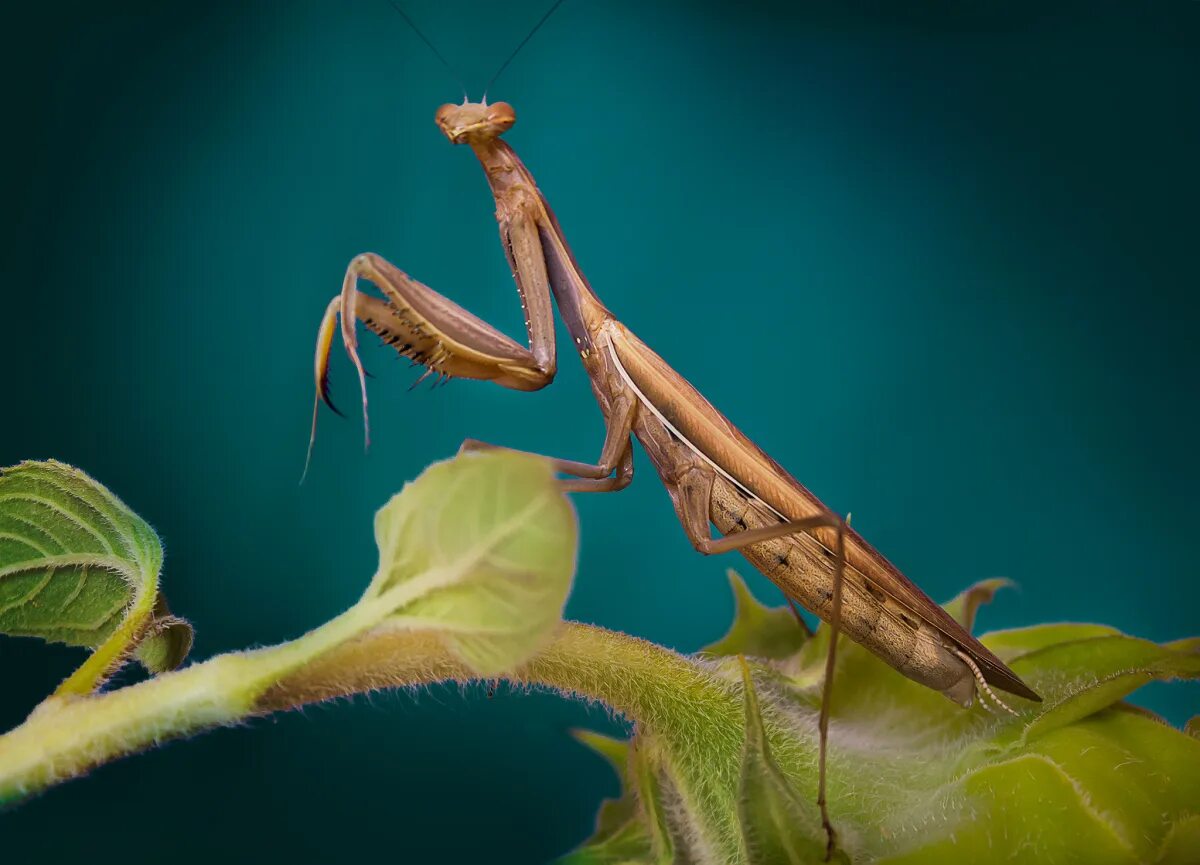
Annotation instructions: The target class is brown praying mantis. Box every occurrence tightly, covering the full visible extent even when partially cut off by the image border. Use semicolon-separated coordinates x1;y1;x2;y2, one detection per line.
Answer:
303;11;1040;855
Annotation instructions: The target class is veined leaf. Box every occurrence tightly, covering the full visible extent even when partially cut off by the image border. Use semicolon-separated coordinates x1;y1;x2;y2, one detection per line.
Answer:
702;571;808;660
0;460;190;694
564;583;1199;864
367;451;576;676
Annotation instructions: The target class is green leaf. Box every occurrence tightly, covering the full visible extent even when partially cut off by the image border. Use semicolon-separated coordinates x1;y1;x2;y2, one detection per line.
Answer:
556;822;655;865
132;593;194;674
982;622;1124;662
572;729;639;843
1018;708;1200;861
702;570;808;659
0;460;187;694
630;737;675;865
367;451;576;676
559;733;674;865
1157;815;1200;865
565;579;1200;864
736;658;826;865
575;728;632;780
1010;635;1200;743
942;578;1012;631
561;730;660;865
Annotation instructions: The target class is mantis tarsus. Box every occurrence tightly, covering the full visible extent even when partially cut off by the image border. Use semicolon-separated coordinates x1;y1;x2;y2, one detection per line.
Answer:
306;47;1041;858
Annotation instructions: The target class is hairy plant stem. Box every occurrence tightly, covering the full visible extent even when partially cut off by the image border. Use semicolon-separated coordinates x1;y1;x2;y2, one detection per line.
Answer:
52;581;156;698
0;619;734;805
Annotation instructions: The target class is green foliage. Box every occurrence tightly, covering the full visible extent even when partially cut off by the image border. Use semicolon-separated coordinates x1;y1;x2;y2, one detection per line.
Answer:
0;450;577;801
702;570;808;660
367;451;577;676
0;460;191;695
2;455;1195;865
566;575;1200;865
735;658;828;865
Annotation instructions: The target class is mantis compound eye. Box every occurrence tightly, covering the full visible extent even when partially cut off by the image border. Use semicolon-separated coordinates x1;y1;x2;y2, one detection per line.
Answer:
486;102;516;134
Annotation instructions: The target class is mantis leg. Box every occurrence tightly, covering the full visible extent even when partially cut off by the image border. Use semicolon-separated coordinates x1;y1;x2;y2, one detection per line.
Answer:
310;213;559;451
668;462;847;859
669;465;840;555
459;392;638;494
559;447;634;494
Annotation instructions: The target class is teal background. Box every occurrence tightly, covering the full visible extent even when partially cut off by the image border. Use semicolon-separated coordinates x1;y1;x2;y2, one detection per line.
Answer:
2;1;1197;862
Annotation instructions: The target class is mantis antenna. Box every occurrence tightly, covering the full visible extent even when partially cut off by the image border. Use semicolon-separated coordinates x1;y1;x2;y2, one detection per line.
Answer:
387;0;469;101
482;0;568;101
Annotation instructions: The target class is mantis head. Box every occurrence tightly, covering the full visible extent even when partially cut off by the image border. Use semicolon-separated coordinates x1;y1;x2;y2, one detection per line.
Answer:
436;102;516;145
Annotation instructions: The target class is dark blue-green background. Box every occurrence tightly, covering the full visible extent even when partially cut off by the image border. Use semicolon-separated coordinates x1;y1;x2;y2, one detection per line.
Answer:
2;2;1197;862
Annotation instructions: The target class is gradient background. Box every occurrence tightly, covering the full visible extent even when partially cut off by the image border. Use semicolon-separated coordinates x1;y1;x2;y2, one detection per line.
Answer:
2;2;1197;862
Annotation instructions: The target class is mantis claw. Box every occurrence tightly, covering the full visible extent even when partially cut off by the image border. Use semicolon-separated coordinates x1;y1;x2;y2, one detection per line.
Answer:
303;296;346;482
318;384;344;418
338;274;372;449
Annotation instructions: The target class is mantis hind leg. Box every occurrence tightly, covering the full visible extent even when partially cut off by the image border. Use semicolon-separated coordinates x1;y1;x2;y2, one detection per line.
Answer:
668;465;840;555
817;517;847;862
665;461;848;859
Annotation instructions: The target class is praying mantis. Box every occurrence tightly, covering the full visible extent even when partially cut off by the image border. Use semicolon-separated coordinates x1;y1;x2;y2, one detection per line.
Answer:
305;9;1041;856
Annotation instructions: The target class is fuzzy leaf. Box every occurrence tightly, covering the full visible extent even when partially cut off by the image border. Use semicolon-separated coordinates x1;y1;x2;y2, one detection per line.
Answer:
703;571;808;659
1157;815;1200;865
562;581;1200;864
630;738;676;865
132;594;194;673
556;823;655;865
982;622;1124;662
736;659;827;865
367;451;576;676
1018;709;1200;860
572;729;639;843
0;460;188;693
1009;635;1200;742
942;577;1012;631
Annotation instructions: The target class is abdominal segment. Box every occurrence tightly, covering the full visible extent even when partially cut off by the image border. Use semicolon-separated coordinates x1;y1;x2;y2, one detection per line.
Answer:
708;478;975;705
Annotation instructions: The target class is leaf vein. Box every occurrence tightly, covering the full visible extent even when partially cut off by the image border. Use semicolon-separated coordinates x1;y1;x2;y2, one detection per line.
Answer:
22;469;129;551
0;494;115;554
0;567;54;614
0;530;51;557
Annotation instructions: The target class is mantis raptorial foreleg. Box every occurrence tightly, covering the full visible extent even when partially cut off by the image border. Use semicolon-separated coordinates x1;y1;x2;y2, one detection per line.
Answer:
309;216;561;453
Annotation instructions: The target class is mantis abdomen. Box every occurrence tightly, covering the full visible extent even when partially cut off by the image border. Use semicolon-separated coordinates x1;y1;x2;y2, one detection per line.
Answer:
708;477;977;705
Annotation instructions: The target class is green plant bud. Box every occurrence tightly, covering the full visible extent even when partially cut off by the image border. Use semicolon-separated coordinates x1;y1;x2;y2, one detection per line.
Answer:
367;451;577;676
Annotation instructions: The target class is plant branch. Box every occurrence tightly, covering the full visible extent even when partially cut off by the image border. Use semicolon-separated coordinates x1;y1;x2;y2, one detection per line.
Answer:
0;620;735;805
